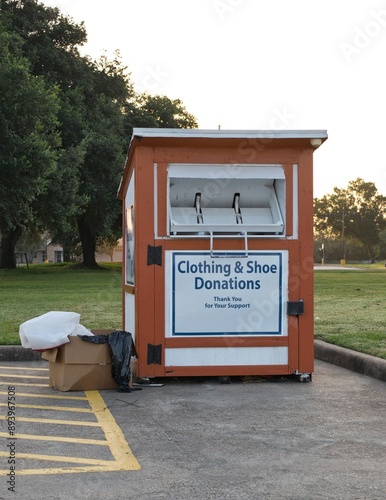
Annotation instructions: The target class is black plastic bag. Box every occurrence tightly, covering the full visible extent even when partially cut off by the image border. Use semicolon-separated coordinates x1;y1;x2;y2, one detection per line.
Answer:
79;331;133;392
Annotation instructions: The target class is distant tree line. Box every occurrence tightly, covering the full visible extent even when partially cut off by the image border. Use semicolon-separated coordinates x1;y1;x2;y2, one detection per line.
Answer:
314;178;386;263
0;0;197;269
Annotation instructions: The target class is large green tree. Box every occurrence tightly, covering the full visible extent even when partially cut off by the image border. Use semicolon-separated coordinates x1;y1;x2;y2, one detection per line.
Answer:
0;0;88;267
1;0;198;267
1;0;129;267
0;24;60;268
314;178;386;263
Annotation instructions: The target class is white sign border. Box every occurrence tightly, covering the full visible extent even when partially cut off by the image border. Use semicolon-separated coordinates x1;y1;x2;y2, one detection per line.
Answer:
165;250;288;338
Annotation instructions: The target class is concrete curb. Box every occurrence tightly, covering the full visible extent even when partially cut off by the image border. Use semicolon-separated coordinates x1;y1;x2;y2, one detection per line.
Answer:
314;339;386;382
1;342;386;383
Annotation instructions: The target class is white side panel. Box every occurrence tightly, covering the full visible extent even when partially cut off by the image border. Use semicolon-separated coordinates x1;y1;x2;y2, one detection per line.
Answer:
125;172;135;284
165;347;288;367
125;293;135;343
125;172;135;210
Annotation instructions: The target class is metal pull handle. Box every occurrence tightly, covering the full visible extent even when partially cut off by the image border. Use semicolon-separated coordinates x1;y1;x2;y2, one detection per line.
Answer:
194;193;203;224
233;193;243;224
209;231;249;258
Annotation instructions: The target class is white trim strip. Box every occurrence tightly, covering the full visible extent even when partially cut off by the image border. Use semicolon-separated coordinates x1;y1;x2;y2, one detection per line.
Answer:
165;347;288;367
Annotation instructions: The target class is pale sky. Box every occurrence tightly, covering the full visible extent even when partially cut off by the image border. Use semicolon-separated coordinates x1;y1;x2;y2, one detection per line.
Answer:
42;0;386;198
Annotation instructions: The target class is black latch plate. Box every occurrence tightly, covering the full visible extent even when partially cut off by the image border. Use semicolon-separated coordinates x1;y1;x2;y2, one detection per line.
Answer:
147;344;162;365
287;300;304;316
147;245;162;266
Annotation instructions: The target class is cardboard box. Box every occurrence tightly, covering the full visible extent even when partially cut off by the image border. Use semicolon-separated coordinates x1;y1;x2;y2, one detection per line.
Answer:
41;330;118;391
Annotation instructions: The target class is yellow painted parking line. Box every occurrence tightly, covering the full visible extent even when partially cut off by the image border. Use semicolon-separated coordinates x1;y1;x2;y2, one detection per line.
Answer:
86;390;141;471
0;366;141;475
0;391;88;401
0;402;92;413
0;366;48;371
0;452;114;466
0;432;108;446
0;382;49;387
9;464;137;476
0;373;48;379
0;416;101;427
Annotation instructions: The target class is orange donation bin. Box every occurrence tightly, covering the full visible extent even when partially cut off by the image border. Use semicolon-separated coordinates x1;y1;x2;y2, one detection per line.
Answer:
118;128;327;380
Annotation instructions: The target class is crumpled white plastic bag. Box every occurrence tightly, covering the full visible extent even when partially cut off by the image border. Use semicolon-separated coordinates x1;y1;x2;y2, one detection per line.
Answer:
19;311;93;350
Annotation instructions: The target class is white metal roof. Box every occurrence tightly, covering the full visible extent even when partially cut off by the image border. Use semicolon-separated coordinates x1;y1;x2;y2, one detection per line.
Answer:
131;128;328;140
118;127;328;198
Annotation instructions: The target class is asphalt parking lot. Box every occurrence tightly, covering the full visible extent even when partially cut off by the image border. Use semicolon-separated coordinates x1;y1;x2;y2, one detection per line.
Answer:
1;359;385;500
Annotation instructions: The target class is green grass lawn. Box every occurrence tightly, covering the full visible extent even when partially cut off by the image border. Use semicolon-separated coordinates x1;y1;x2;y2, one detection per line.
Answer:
0;263;122;345
314;267;386;359
0;263;385;360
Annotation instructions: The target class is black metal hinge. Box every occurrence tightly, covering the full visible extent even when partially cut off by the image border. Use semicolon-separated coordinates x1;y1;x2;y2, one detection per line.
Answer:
287;300;304;316
147;245;162;266
147;344;162;365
